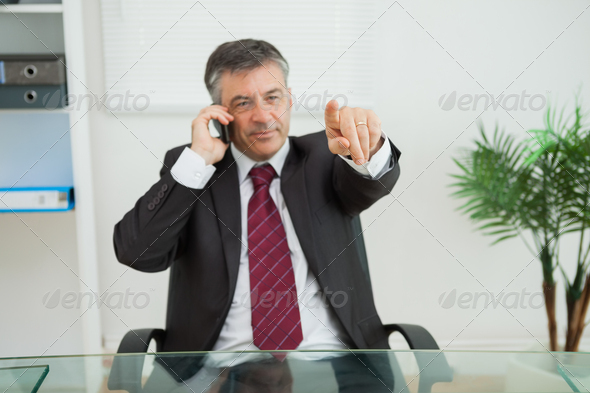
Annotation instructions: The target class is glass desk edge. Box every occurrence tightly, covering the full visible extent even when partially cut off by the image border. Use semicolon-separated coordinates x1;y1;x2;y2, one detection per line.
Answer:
1;348;590;361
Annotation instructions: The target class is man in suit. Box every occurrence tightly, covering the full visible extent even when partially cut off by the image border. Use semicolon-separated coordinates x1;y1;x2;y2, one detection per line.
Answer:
114;39;401;391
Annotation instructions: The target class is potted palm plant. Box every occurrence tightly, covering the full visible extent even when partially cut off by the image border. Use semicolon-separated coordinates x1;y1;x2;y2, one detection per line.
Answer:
450;99;590;353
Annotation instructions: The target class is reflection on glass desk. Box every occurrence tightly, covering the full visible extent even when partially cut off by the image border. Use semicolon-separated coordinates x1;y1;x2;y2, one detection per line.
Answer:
0;365;49;393
1;350;590;393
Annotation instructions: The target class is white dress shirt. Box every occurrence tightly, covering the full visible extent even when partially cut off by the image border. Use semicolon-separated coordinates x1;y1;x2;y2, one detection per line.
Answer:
170;130;394;354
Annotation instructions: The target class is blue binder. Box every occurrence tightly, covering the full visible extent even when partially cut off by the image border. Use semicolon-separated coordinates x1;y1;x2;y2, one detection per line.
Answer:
0;61;5;84
0;113;74;212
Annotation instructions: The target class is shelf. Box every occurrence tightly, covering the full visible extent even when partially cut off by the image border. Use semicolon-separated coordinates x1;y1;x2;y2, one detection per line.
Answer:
0;3;63;14
0;108;69;114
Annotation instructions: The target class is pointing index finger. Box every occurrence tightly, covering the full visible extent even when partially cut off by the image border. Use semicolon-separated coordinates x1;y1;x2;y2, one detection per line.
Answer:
324;99;340;125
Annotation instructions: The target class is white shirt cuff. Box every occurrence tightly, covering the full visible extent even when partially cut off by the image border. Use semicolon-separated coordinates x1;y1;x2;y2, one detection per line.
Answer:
338;129;392;178
170;147;217;189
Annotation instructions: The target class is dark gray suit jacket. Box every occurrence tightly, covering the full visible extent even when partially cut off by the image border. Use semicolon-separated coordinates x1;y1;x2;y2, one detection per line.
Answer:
113;130;401;353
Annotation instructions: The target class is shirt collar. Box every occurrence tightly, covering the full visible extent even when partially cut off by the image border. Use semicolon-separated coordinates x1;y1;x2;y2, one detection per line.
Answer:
230;137;291;184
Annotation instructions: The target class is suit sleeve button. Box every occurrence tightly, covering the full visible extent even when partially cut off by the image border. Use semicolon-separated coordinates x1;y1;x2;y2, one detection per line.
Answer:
161;184;168;192
157;191;165;198
147;202;155;211
153;197;161;204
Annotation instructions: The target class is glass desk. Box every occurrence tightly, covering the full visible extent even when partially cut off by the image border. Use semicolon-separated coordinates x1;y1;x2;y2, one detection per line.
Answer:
1;349;589;393
0;365;49;393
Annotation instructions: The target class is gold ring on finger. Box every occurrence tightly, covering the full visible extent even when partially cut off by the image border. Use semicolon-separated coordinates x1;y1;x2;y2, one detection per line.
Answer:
355;121;368;127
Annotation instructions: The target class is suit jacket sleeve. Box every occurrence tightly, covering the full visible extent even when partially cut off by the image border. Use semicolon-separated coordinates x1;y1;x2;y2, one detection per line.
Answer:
113;145;200;272
332;138;401;217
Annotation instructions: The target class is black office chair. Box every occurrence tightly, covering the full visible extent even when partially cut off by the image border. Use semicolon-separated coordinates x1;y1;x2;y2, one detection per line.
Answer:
108;324;453;393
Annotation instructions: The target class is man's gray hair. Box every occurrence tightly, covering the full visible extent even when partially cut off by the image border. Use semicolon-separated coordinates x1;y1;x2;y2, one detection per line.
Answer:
204;39;289;104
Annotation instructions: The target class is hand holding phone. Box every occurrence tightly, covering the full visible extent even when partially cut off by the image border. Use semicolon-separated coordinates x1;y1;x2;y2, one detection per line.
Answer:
190;105;234;166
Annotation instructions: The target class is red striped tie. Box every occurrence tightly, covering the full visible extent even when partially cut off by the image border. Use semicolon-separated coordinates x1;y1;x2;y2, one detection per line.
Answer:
248;164;303;354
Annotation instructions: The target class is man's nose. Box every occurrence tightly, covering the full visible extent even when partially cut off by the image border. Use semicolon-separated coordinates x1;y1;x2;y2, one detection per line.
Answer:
251;100;274;125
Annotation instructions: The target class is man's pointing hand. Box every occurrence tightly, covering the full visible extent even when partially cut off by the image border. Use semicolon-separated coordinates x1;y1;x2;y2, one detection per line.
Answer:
324;99;384;165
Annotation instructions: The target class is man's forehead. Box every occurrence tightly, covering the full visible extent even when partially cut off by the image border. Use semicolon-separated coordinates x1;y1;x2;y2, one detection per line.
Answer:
220;65;286;100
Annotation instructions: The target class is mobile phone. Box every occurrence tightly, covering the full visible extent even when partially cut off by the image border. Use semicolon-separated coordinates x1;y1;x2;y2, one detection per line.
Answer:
212;118;231;144
210;103;231;144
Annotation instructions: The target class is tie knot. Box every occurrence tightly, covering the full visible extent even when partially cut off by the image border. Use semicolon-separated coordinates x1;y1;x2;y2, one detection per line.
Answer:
249;163;276;188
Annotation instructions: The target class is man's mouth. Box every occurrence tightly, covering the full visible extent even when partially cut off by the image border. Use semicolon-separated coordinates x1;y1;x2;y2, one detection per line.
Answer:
252;129;276;138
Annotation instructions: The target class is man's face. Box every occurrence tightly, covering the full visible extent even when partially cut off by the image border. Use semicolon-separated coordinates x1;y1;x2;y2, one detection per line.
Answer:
219;62;292;162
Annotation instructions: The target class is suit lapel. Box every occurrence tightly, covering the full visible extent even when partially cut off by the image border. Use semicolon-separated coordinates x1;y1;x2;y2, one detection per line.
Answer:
210;149;242;293
281;137;321;279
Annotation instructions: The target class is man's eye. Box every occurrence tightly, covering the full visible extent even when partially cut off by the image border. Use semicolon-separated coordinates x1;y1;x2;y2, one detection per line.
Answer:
237;101;248;107
267;96;279;101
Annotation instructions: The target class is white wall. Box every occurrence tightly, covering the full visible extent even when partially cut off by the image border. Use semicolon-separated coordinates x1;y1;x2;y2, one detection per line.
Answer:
90;0;590;351
2;0;589;357
367;1;590;350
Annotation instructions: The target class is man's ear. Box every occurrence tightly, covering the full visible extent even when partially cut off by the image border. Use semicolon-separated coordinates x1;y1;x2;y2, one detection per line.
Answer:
287;87;293;111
